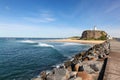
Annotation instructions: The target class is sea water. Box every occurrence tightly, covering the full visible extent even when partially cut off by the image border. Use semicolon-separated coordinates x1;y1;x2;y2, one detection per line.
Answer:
0;38;91;80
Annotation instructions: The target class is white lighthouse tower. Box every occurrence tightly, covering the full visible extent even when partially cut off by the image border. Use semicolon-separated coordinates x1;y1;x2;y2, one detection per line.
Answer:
94;25;97;30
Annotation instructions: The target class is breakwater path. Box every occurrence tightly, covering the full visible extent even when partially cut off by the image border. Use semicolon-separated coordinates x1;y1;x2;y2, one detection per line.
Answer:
104;40;120;80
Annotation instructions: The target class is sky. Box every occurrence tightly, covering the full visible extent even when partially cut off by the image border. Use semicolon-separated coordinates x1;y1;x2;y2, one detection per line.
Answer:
0;0;120;38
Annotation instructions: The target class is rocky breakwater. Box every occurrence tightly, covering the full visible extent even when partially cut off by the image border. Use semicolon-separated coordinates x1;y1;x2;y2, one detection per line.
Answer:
32;41;110;80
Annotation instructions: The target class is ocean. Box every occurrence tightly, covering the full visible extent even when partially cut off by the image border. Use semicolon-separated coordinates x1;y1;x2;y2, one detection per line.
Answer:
0;38;91;80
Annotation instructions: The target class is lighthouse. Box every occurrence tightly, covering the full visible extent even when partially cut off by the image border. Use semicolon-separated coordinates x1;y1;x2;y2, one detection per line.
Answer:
94;25;97;30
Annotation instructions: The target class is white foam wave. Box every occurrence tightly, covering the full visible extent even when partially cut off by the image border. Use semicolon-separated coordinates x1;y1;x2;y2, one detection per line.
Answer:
63;43;82;46
52;63;64;68
37;43;54;48
19;40;37;44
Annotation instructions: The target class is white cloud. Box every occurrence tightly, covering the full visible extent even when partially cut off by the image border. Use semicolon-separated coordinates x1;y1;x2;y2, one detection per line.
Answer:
105;0;120;13
0;23;120;38
0;23;82;38
44;17;55;21
23;17;55;23
105;5;120;13
23;11;56;23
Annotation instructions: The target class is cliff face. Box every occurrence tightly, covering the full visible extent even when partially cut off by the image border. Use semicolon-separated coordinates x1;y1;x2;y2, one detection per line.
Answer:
81;30;107;40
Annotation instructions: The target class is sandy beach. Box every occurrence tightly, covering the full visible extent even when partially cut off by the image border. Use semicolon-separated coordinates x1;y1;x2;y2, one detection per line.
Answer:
49;39;105;45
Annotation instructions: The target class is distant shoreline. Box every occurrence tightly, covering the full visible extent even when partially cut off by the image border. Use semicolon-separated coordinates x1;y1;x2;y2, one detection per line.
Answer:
48;39;105;45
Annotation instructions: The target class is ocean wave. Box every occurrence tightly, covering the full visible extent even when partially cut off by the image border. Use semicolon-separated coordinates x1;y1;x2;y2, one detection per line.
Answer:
36;43;54;48
18;40;54;48
19;40;37;44
51;63;64;68
63;43;83;46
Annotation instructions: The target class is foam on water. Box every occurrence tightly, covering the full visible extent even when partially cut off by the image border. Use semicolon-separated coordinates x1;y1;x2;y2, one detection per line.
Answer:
18;40;55;48
36;42;54;48
0;38;91;80
51;63;64;68
63;43;83;46
19;40;37;44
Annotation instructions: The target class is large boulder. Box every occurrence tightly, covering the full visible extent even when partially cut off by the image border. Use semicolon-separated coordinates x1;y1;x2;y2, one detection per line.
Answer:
40;71;47;80
76;71;93;80
74;77;82;80
46;68;70;80
82;61;103;73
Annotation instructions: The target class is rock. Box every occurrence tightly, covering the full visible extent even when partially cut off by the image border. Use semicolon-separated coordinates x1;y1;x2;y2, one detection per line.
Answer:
72;58;79;64
64;60;72;68
98;54;104;59
90;57;97;61
36;41;110;80
54;68;66;75
87;55;95;60
65;70;70;80
81;30;107;40
83;57;89;61
75;63;80;71
81;52;86;56
48;68;70;80
71;63;76;71
74;53;82;60
82;61;103;73
69;71;77;78
77;71;93;80
32;77;42;80
83;65;95;74
74;77;82;80
90;64;99;72
46;74;54;80
91;62;103;72
74;63;84;72
67;66;72;72
78;65;84;72
40;71;47;80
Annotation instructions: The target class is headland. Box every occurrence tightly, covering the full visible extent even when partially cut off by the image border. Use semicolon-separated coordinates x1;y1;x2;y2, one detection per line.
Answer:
32;29;120;80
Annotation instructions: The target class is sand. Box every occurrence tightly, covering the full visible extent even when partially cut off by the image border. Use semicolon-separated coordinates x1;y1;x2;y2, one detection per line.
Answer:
49;39;105;45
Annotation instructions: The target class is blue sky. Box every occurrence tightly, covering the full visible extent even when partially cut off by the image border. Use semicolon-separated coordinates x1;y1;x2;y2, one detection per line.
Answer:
0;0;120;38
